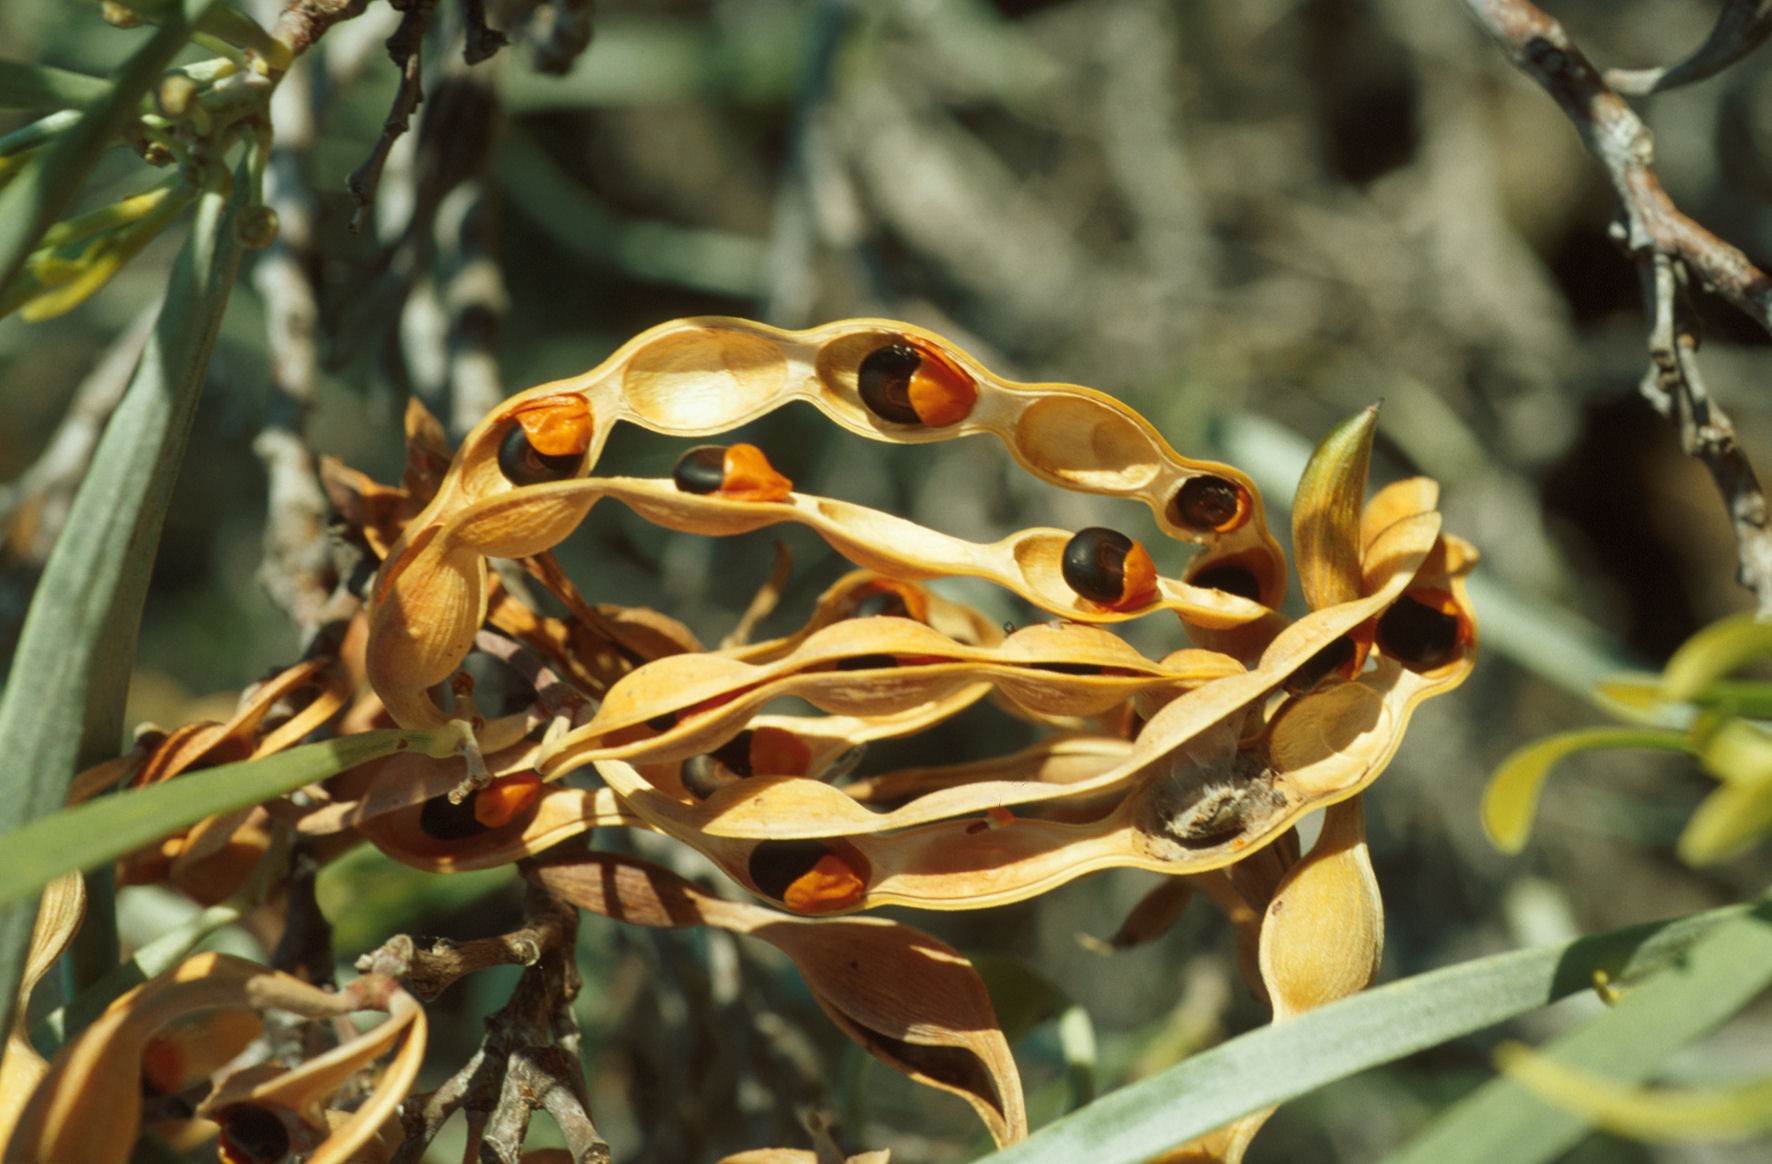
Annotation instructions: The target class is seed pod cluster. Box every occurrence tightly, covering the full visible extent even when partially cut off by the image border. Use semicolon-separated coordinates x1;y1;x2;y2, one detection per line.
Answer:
357;317;1477;916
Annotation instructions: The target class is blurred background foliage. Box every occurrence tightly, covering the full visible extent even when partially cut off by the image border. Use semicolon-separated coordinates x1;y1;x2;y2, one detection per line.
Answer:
3;0;1771;1160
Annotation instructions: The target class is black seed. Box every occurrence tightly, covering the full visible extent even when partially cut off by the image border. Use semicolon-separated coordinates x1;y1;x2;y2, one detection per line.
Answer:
857;343;923;424
217;1105;291;1164
497;425;581;486
1190;563;1262;602
1377;595;1463;670
852;589;912;619
1061;527;1133;603
711;730;756;777
672;445;727;494
1172;476;1242;531
1283;635;1357;693
646;711;679;731
419;793;488;840
835;653;897;671
748;840;831;901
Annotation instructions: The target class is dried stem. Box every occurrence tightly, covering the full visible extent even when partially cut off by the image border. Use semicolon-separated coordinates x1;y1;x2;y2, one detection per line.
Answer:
376;877;608;1163
1462;0;1772;612
273;0;374;59
348;0;436;233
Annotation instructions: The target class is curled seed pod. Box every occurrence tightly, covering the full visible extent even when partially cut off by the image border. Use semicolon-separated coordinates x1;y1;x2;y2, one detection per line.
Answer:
497;424;582;486
857;339;978;427
1061;527;1158;609
672;446;727;494
1170;475;1249;533
748;840;866;913
1376;589;1469;671
1189;562;1264;603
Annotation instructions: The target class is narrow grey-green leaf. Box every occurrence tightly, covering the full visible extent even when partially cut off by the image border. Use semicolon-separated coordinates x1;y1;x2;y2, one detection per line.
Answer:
0;730;429;912
1382;899;1772;1164
973;904;1747;1164
0;0;223;296
0;167;242;1034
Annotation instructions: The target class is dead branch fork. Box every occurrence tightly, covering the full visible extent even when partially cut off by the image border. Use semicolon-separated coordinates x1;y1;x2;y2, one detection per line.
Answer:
1462;0;1772;613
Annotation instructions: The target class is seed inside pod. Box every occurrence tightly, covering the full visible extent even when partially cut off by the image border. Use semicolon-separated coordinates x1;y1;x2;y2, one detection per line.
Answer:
1170;475;1249;532
672;445;727;494
685;728;814;797
1189;562;1263;603
1061;527;1158;609
858;339;978;426
214;1105;292;1164
419;793;488;840
711;730;760;776
748;840;866;913
670;442;793;502
498;424;582;486
415;774;542;840
472;772;543;828
1376;589;1468;671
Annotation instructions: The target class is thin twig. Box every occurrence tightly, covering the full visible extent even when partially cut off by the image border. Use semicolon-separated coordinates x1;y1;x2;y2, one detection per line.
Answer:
348;0;436;233
379;877;609;1163
272;0;373;59
1462;0;1772;612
